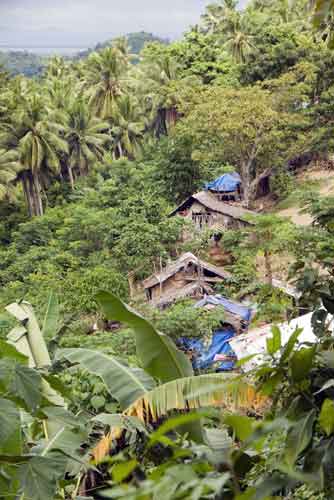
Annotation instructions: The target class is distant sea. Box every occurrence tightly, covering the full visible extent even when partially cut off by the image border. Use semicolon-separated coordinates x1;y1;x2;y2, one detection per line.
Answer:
0;46;88;55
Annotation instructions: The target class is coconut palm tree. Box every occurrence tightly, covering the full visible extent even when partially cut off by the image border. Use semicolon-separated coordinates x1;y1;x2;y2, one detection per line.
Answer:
224;14;256;63
0;149;21;200
112;36;134;64
85;47;128;119
110;94;144;159
201;0;238;34
45;74;77;112
138;54;181;137
64;99;110;186
0;95;68;217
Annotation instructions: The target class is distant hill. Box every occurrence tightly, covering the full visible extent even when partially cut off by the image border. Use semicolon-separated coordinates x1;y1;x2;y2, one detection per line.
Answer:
0;51;45;77
0;32;168;77
76;31;169;59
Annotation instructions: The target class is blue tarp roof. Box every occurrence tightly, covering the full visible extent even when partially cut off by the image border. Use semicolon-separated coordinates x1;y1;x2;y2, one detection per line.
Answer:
179;327;236;371
194;295;252;322
205;172;241;193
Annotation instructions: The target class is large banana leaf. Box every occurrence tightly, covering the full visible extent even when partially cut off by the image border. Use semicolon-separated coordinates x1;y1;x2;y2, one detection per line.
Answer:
96;291;193;382
56;348;156;409
6;301;65;409
42;291;60;339
124;373;268;422
6;301;52;367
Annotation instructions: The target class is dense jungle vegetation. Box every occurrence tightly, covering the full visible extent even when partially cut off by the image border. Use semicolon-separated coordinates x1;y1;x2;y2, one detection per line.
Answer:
2;0;334;498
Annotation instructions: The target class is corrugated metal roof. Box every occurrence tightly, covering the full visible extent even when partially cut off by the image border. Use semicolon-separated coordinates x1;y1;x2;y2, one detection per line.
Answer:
169;191;257;222
230;311;333;372
152;281;214;307
194;294;252;322
143;252;231;290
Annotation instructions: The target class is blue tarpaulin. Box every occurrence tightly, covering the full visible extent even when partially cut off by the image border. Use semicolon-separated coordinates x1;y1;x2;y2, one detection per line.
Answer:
178;337;204;353
195;327;236;371
177;295;251;372
179;327;236;371
205;172;241;193
194;295;252;323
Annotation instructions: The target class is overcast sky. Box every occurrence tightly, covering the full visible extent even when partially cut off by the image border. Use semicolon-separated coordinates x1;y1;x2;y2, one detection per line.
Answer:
0;0;211;48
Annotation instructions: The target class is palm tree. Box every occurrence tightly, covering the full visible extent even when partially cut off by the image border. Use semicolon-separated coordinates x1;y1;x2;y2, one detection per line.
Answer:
0;149;21;200
0;95;68;217
251;0;307;24
45;56;68;79
224;14;256;63
139;54;181;137
45;75;76;112
65;99;110;186
112;36;134;64
201;0;238;34
85;47;128;119
110;94;144;159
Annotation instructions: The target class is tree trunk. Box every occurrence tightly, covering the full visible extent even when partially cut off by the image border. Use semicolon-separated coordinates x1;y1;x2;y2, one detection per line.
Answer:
264;250;273;286
68;165;75;190
248;168;273;206
21;172;33;218
32;173;44;216
27;172;37;216
118;142;123;158
241;161;251;208
155;108;168;138
240;135;263;208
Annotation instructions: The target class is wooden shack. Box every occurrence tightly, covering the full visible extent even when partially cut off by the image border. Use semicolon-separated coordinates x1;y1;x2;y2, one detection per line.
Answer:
169;191;256;232
143;252;231;308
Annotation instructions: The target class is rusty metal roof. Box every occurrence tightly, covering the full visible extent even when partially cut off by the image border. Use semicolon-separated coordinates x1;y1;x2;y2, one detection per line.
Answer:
169;191;257;222
143;252;231;290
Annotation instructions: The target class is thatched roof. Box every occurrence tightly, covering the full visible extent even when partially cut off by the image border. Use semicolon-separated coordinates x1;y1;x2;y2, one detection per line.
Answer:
143;252;231;290
169;191;257;223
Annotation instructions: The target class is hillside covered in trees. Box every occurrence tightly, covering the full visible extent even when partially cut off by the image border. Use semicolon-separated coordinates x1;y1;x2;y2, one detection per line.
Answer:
2;0;334;498
0;31;169;77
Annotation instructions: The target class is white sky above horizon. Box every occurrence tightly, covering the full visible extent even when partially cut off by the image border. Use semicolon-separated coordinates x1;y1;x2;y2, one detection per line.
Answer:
0;0;211;48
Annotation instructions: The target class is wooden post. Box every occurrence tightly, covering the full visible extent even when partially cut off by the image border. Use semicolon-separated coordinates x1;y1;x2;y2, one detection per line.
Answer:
159;256;163;300
128;271;135;299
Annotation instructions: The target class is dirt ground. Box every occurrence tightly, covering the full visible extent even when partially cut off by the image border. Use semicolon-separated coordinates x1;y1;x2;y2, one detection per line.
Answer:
277;167;334;226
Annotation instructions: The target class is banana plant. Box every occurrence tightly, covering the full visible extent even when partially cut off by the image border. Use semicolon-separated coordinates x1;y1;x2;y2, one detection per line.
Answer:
0;338;91;500
6;295;66;416
56;291;265;462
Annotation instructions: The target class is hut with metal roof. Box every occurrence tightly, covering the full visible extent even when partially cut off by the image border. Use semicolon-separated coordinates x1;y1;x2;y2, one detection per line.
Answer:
169;190;257;232
143;252;231;308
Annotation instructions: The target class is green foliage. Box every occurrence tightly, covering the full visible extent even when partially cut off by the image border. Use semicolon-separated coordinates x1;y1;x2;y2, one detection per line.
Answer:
254;285;294;323
2;2;334;498
57;347;156;410
270;171;295;199
150;300;225;342
178;85;309;206
96;291;193;382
